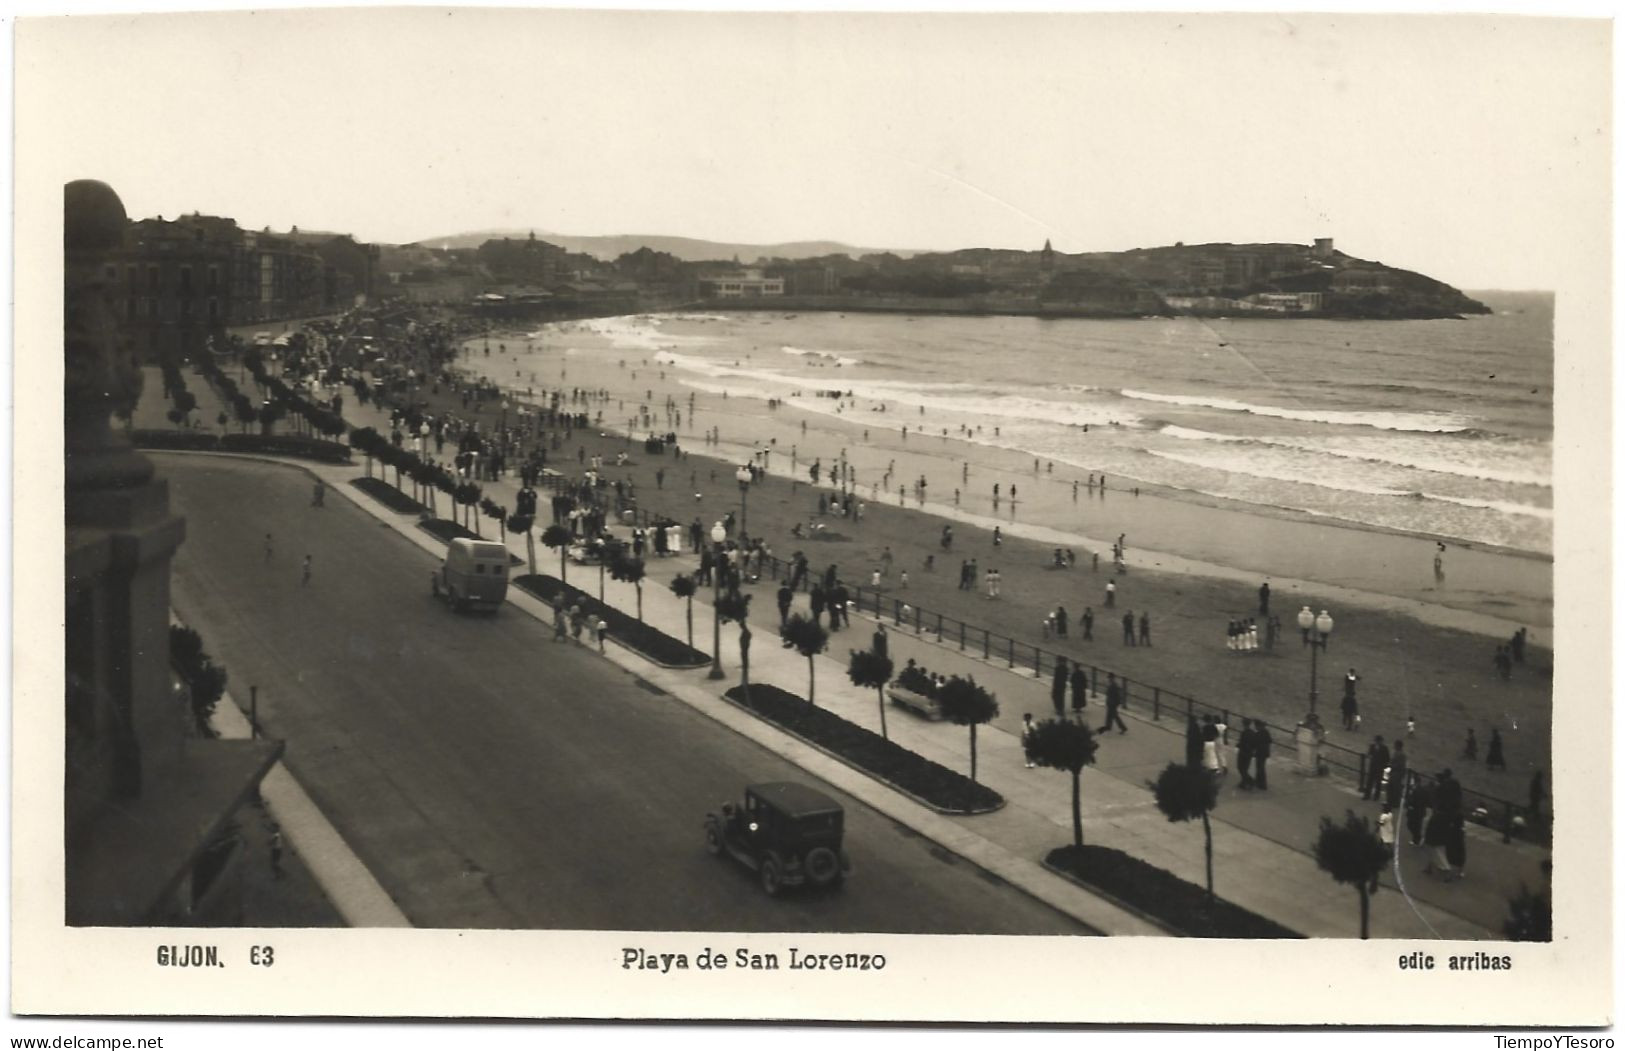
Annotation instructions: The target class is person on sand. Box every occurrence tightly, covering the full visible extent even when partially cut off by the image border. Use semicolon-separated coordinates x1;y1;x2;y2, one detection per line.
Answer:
1462;728;1478;762
1138;612;1152;646
1259;581;1270;615
1121;610;1135;646
1055;605;1068;638
1105;580;1116;608
993;526;1003;547
1081;607;1094;641
1486;728;1507;771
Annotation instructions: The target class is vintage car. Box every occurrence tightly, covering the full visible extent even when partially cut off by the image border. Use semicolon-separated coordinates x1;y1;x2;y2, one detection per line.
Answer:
704;782;851;896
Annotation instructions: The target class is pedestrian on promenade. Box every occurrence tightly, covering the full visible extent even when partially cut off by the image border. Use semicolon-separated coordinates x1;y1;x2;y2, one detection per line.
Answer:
1252;719;1272;788
1259;581;1270;615
269;828;284;880
1378;805;1396;849
1486;728;1507;771
553;600;568;642
872;624;888;659
1384;740;1409;808
1099;674;1128;734
1405;773;1430;846
1213;715;1229;774
1022;714;1037;768
595;617;608;654
1362;736;1390;800
1237;722;1257;788
1081;607;1094;641
777;584;793;627
265;533;274;562
1200;716;1221;776
831;585;849;629
1051;658;1069;718
570;605;585;642
1424;802;1454;879
1105;580;1116;607
1185;716;1203;768
810;585;826;627
1138;611;1152;646
1121;610;1135;646
1070;662;1088;717
301;555;312;587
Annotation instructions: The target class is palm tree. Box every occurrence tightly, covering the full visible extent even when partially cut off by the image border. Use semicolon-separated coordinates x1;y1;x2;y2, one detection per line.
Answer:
938;676;999;783
847;649;895;740
1025;718;1100;847
780;613;829;706
611;553;648;621
508;512;536;575
541;524;572;584
1151;762;1222;903
1313;810;1391;939
715;591;753;697
669;573;698;647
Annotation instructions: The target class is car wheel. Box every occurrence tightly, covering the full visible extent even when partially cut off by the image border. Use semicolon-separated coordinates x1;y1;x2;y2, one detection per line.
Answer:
804;846;840;885
759;856;783;896
704;824;722;856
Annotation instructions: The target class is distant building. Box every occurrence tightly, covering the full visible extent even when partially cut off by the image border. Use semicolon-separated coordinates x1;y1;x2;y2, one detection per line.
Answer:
1040;238;1055;273
476;232;566;288
1312;237;1335;259
697;269;785;298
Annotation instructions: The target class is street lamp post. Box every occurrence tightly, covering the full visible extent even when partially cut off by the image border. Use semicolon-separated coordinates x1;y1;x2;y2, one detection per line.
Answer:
708;522;727;680
735;465;753;539
1298;605;1335;720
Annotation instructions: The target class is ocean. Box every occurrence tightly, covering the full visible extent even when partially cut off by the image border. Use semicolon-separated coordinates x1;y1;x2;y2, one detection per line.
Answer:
527;292;1552;557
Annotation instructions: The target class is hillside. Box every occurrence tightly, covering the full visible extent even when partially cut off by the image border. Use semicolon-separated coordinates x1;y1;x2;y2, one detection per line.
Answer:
414;228;908;263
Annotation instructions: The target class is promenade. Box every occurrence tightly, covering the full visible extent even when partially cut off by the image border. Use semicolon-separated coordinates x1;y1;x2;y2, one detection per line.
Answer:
156;358;1550;938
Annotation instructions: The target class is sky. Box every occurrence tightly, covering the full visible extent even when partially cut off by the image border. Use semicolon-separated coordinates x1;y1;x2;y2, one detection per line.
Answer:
15;7;1613;291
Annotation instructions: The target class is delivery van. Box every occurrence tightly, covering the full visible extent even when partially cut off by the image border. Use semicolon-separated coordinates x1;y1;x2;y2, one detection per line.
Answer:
431;538;511;613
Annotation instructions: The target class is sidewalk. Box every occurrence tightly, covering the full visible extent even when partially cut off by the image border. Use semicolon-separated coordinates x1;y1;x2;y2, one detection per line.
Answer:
213;369;1546;939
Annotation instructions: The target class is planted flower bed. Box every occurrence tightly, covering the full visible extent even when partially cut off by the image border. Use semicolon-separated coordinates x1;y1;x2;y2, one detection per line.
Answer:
351;476;427;514
135;429;351;464
1044;845;1302;939
513;574;710;669
722;683;1003;815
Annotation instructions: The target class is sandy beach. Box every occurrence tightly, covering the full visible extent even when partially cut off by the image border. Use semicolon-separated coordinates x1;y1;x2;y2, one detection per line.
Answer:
438;322;1553;801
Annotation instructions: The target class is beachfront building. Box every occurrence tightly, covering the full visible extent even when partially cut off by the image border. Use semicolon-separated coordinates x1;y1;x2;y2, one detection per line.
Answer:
697;268;785;298
66;180;282;926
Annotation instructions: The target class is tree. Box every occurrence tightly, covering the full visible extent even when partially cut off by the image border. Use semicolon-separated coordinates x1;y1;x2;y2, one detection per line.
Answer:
668;573;698;647
938;676;1000;783
454;482;481;531
1151;762;1222;903
611;553;648;621
1504;860;1552;942
508;512;536;575
1312;810;1391;939
1025;719;1099;847
541;524;572;584
716;591;753;697
847;649;895;740
780;613;829;706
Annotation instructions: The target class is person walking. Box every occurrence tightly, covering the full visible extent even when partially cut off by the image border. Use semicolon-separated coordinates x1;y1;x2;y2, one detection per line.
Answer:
872;624;888;658
1405;773;1431;846
809;584;826;627
776;584;793;628
1383;740;1409;808
989;568;1002;599
1051;658;1069;719
1200;716;1221;777
301;554;312;587
1237;722;1257;789
1341;669;1360;730
1070;662;1088;718
1362;736;1390;800
1105;580;1116;607
1055;605;1069;638
1377;805;1396;851
1185;715;1204;769
1258;581;1270;615
1138;611;1152;646
830;584;849;630
1099;674;1128;734
1021;713;1037;768
570;604;585;643
1213;715;1229;774
595;616;608;654
1121;610;1136;646
1081;607;1094;641
1486;728;1507;771
1252;720;1272;789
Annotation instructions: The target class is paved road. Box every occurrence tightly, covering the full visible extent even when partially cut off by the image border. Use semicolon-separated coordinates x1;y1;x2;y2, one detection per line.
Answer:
161;454;1087;934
